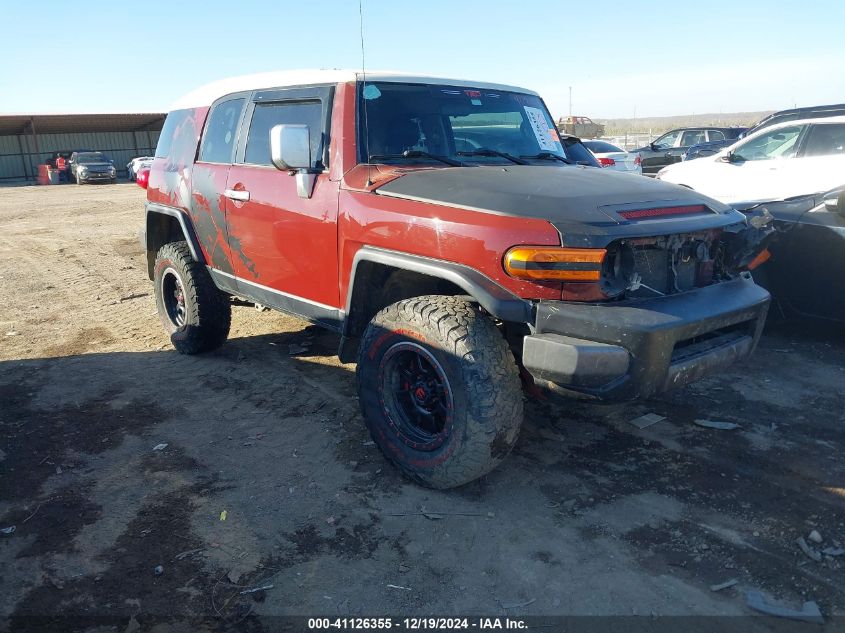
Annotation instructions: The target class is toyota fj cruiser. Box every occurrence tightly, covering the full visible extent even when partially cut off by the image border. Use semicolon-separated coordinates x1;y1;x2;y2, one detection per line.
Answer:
140;70;771;488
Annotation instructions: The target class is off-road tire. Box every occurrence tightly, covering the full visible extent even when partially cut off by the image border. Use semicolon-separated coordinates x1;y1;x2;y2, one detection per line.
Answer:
153;241;231;354
356;295;523;489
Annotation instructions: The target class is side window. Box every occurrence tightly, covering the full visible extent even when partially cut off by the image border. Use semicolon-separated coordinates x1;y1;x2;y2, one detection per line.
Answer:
155;108;196;160
680;130;706;146
653;130;680;149
199;98;245;163
803;123;845;157
708;130;726;142
733;126;803;161
243;101;324;168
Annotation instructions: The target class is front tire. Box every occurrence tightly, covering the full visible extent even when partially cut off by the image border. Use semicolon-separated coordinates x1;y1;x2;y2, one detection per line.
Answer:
356;296;523;489
153;241;231;354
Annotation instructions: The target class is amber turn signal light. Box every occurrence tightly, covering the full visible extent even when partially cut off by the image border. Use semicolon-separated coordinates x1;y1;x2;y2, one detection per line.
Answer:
747;248;771;271
504;247;607;281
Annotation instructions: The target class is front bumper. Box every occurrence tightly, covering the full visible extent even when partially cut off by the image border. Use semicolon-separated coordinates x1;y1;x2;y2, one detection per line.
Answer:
521;275;770;401
78;171;115;182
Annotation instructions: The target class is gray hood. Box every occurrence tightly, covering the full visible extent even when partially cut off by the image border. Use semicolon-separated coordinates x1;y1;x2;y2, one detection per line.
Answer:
376;165;745;247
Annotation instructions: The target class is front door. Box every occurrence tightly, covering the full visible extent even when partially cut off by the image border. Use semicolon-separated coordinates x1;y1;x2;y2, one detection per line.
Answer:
714;124;805;203
224;88;342;329
641;129;681;175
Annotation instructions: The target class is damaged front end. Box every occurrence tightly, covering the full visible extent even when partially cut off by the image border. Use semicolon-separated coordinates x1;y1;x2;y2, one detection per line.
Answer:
597;208;775;301
521;207;773;401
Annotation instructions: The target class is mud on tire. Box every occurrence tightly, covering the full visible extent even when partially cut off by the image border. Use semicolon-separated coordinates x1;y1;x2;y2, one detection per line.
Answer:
356;295;523;489
153;241;231;354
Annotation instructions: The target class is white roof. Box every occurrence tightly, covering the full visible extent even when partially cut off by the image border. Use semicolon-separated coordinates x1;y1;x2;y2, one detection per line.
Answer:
763;114;845;129
170;69;539;110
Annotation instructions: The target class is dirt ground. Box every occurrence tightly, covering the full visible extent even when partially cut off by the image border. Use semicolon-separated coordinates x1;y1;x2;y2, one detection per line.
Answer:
1;184;844;630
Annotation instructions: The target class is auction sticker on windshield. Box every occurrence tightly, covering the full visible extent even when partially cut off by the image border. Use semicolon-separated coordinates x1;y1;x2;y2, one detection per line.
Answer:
524;106;559;152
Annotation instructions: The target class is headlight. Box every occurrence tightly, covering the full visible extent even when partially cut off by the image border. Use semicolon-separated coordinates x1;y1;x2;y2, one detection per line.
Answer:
504;246;606;281
78;166;88;173
109;167;116;174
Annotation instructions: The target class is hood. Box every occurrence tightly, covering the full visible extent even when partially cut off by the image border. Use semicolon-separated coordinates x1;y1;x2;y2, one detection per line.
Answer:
79;162;113;169
375;165;744;247
735;189;842;223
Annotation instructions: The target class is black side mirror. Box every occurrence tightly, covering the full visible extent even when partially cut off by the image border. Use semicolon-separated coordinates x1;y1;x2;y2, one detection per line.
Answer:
720;151;735;163
649;142;657;151
823;191;845;216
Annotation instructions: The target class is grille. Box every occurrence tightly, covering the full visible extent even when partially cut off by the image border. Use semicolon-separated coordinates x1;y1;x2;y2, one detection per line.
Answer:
633;248;668;295
630;246;699;297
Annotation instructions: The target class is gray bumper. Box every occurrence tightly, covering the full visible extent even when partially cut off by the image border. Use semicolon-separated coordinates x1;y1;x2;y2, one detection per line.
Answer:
79;172;115;181
522;275;770;401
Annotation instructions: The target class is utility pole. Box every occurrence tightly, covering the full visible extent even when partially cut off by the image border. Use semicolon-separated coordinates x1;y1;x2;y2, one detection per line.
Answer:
568;86;572;118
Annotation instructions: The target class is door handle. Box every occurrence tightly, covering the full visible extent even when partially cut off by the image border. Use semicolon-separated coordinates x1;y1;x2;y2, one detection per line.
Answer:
224;188;250;202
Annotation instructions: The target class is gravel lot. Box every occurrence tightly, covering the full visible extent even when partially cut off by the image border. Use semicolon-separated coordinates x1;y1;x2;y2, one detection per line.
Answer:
1;184;844;629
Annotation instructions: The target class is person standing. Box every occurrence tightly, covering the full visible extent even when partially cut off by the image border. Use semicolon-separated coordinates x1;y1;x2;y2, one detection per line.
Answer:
55;154;67;182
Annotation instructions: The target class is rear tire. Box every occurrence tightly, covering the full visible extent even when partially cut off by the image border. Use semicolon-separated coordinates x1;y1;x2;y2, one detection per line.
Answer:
153;241;231;354
356;296;523;489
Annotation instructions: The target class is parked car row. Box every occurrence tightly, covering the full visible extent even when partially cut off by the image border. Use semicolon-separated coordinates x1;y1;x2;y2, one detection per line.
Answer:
44;150;154;184
655;116;845;204
650;108;845;325
682;102;845;163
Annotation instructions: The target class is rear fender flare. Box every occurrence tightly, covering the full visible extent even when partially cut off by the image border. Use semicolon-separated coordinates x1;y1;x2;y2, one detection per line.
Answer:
144;203;205;279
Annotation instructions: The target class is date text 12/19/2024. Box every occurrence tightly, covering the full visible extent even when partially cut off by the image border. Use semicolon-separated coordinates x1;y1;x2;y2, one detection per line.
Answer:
307;618;527;630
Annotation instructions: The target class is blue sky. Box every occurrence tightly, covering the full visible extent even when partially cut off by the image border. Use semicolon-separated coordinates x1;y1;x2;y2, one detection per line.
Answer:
1;0;843;118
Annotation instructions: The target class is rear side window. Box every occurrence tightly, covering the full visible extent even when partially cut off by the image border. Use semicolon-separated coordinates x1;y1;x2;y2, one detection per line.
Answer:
803;123;845;157
708;130;726;142
680;130;706;146
584;140;622;153
199;98;245;163
562;138;600;166
155;109;194;158
243;101;324;167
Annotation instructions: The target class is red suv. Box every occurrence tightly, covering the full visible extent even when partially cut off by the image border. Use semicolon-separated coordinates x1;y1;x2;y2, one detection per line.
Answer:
140;71;771;488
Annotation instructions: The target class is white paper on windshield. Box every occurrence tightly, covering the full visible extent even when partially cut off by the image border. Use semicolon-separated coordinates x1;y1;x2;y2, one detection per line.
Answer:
524;106;559;152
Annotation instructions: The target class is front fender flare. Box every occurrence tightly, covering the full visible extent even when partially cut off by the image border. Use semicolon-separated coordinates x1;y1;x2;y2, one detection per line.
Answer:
346;246;534;324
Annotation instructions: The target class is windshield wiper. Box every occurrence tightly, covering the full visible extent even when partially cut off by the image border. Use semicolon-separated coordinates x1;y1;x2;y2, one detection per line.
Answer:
368;150;463;167
521;152;574;165
457;149;528;165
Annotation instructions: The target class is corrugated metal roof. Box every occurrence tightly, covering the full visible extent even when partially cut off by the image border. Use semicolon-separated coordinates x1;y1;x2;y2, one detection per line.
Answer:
0;113;166;136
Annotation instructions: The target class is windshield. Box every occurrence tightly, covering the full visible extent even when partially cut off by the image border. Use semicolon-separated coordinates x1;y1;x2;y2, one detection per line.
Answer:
358;82;570;165
78;152;109;163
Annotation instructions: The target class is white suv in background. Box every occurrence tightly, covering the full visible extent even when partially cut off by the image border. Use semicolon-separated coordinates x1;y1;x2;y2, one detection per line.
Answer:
656;116;845;204
127;156;154;181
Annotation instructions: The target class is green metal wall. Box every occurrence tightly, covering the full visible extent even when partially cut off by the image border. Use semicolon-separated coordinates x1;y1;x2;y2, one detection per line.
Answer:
0;130;161;181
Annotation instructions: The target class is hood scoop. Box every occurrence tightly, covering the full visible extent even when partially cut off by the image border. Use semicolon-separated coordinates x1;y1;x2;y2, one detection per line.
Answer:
617;204;713;221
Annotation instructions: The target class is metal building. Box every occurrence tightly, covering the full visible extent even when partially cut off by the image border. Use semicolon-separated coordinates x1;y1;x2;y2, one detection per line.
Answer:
0;113;165;182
